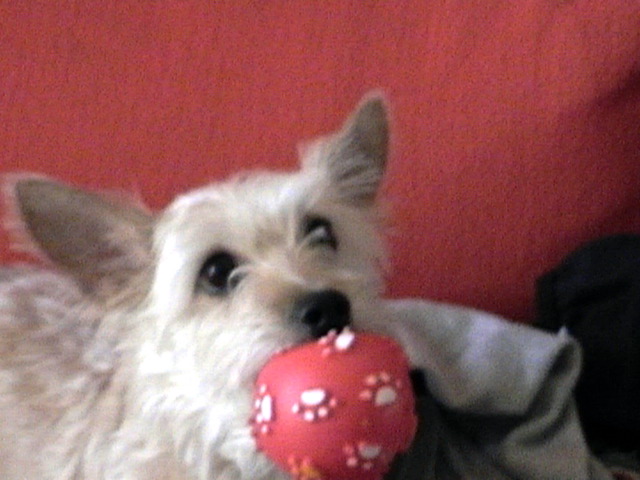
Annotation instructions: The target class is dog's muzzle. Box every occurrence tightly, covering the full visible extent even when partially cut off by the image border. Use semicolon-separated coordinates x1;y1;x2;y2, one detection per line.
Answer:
291;289;352;338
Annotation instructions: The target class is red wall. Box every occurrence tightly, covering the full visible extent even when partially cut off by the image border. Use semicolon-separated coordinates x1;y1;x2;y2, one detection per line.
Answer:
2;1;640;321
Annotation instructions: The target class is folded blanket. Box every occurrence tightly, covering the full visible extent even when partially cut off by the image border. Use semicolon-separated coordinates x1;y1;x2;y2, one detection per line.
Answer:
377;299;614;480
536;234;640;455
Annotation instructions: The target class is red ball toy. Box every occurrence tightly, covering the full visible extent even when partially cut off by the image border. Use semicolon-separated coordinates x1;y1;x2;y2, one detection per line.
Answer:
250;329;418;480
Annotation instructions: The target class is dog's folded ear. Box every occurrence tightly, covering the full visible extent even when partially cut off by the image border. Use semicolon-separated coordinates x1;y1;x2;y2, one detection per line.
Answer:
5;176;153;297
302;92;389;205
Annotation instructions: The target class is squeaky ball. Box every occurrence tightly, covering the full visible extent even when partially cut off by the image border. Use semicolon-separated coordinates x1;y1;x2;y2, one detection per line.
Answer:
250;329;418;480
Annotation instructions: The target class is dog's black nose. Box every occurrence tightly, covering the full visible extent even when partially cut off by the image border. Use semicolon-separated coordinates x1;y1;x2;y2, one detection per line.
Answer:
292;289;352;338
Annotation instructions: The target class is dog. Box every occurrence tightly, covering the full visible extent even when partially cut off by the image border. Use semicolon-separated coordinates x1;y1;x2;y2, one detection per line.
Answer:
0;94;392;479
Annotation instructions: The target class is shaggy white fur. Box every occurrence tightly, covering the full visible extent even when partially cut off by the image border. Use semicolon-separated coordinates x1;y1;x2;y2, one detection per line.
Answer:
0;95;392;479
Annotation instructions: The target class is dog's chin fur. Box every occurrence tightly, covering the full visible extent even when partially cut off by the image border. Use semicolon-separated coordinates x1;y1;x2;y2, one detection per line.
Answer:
0;95;391;479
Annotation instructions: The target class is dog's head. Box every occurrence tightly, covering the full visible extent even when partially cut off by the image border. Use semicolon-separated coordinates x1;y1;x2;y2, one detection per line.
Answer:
6;94;390;477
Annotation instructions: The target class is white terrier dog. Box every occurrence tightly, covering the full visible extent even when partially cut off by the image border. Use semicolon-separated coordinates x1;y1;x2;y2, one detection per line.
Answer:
0;95;391;479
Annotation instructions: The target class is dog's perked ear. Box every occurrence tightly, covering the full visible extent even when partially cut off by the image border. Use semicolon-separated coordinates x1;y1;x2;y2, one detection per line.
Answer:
6;177;153;297
303;92;389;205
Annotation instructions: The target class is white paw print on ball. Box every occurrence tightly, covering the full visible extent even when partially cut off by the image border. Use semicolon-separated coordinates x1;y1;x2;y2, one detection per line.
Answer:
292;388;338;422
358;371;403;406
343;442;384;471
253;384;275;435
318;328;356;356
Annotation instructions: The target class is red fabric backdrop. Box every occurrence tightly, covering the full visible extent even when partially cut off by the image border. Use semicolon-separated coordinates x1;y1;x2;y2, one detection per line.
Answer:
2;1;640;321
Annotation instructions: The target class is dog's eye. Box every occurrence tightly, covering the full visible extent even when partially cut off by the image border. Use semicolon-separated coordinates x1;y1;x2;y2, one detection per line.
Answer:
304;216;338;250
197;251;239;295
